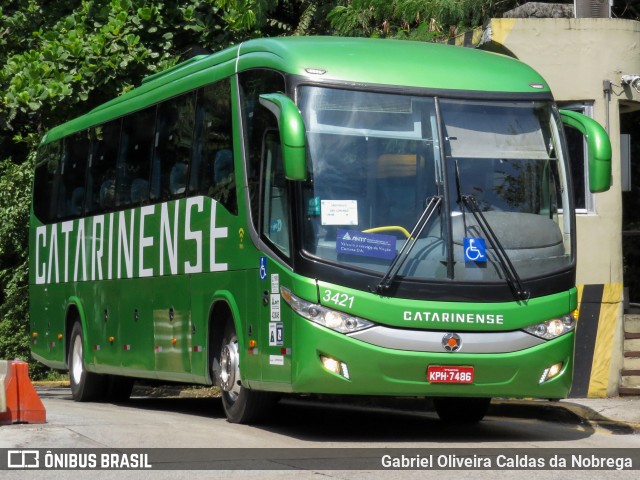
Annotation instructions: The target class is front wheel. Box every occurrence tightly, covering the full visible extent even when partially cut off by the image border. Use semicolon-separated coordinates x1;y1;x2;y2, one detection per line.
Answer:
68;322;105;401
433;397;491;424
216;320;278;424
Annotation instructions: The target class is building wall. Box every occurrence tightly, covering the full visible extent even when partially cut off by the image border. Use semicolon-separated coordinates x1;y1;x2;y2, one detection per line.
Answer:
478;18;640;396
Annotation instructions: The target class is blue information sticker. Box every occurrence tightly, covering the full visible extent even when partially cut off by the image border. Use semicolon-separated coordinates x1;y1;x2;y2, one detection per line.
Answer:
336;229;397;260
464;238;487;263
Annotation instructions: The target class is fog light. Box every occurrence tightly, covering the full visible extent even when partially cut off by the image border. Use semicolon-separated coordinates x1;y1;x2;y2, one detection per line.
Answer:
320;355;350;380
321;356;340;373
539;362;563;383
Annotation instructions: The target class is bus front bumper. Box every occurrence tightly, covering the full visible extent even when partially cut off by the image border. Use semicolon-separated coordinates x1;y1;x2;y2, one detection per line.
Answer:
291;319;574;399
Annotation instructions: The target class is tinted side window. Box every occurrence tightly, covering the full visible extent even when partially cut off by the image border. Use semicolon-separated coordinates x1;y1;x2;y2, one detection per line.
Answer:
262;131;291;256
151;95;195;202
33;141;62;224
238;70;286;231
565;125;586;210
117;106;156;207
190;79;236;213
86;120;121;214
58;132;90;219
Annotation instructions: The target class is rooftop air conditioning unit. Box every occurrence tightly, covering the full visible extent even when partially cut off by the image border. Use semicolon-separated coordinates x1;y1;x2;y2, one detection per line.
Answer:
574;0;612;18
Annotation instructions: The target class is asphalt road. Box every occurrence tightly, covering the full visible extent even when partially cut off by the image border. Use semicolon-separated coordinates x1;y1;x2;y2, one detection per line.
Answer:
1;385;639;479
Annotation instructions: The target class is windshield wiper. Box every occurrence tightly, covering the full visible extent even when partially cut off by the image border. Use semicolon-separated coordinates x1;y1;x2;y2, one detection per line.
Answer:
372;195;442;294
461;194;530;302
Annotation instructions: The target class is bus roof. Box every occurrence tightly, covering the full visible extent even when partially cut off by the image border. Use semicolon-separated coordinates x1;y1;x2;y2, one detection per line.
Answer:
42;36;550;144
237;36;548;93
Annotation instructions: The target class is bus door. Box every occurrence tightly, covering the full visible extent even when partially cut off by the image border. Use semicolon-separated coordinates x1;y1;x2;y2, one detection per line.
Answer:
257;130;292;386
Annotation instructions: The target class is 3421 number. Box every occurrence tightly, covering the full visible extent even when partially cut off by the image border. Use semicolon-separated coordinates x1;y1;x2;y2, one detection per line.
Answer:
322;290;355;309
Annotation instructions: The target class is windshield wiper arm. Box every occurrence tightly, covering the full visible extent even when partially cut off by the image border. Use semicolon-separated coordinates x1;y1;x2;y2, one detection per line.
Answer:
372;195;442;295
461;195;530;302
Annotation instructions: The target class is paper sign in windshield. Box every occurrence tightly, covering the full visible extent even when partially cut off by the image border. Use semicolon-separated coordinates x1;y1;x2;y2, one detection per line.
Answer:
337;229;397;260
321;200;358;225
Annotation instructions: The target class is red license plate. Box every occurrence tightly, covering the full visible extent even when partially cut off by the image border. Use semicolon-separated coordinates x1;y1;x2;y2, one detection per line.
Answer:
427;366;474;384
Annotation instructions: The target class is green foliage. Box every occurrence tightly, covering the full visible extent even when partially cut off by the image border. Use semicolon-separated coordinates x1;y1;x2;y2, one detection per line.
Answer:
0;156;33;368
327;1;523;41
293;3;318;36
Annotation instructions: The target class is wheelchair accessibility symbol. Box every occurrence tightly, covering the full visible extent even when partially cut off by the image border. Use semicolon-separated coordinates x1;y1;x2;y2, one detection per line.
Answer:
464;238;487;263
259;256;268;280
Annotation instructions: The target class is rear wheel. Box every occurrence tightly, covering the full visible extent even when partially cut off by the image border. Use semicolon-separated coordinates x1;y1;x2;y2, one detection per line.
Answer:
216;320;278;423
433;397;491;424
68;322;105;401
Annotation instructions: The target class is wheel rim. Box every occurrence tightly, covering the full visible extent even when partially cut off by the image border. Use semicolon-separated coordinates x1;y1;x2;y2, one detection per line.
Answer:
70;334;84;386
220;335;241;400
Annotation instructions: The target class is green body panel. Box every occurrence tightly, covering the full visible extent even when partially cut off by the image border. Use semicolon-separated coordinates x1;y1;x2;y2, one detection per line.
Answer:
29;196;257;381
258;93;307;181
289;316;573;398
559;109;612;193
315;281;576;332
236;37;549;94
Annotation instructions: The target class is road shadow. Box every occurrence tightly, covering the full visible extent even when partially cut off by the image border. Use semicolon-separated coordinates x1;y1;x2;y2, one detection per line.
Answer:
37;384;632;442
254;397;598;443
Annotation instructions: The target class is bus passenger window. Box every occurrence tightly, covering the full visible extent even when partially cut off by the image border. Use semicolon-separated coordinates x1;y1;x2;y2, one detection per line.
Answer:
86;120;120;214
117;106;155;207
208;149;235;211
57;131;90;220
152;93;195;202
169;162;188;195
262;131;290;257
238;69;286;229
33;141;62;224
190;79;236;213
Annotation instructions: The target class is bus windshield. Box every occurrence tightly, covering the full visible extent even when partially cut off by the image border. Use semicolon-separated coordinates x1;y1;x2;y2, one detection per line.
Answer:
299;86;572;284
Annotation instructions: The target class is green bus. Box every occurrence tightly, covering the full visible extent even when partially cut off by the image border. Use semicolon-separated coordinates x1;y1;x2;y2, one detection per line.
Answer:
29;37;611;424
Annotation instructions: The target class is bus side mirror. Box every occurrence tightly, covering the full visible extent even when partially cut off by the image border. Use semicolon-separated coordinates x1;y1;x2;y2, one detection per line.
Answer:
559;109;611;193
259;93;307;181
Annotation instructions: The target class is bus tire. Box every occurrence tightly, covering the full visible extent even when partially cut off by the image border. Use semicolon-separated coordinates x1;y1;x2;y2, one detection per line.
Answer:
68;322;106;402
106;375;134;403
218;320;278;424
433;397;491;424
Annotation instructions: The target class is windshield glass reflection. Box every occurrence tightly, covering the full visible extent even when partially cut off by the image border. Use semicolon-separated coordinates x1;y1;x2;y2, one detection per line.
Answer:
298;86;572;284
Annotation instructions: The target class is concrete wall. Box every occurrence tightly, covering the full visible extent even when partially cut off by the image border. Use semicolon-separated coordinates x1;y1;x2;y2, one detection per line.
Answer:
478;18;640;396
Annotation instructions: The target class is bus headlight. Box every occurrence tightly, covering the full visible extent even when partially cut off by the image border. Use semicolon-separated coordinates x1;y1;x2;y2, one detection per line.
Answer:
281;287;374;334
523;312;576;340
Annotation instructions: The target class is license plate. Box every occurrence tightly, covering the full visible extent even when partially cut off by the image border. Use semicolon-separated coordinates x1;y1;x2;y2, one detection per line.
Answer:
427;366;474;384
